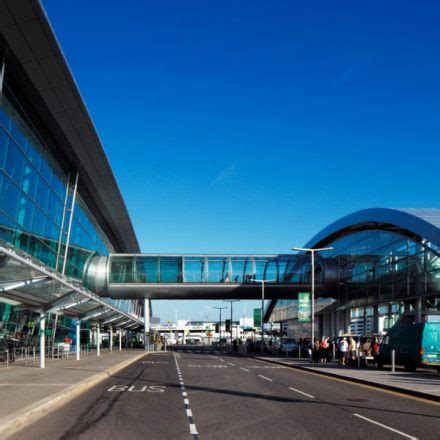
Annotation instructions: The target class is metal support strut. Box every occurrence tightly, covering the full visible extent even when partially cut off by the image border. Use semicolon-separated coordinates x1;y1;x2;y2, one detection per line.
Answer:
144;299;150;351
39;313;45;368
76;320;81;361
97;326;101;356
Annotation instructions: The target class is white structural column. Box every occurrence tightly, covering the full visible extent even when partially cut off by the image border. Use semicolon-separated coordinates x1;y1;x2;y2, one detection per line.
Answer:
39;313;46;369
144;298;150;351
109;328;113;352
119;330;122;351
97;325;101;356
76;320;81;361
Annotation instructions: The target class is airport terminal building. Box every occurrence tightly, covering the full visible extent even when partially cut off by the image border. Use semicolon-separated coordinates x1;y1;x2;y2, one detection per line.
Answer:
0;1;439;357
0;0;143;350
267;208;440;338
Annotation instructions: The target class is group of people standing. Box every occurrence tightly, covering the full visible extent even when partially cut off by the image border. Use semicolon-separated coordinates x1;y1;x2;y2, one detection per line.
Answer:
311;337;331;363
337;336;356;365
309;336;380;366
337;336;380;365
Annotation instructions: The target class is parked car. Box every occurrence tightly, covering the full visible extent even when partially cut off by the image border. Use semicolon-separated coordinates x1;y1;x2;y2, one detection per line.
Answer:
377;313;440;372
280;338;299;354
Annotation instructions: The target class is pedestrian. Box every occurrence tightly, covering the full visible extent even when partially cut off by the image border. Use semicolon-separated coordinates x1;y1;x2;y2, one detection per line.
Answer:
348;337;357;365
319;337;329;362
338;337;348;365
7;338;15;363
313;338;320;363
372;337;380;363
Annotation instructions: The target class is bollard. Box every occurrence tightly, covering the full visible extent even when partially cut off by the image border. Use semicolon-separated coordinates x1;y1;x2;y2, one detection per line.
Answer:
6;349;8;368
357;349;361;368
391;349;395;373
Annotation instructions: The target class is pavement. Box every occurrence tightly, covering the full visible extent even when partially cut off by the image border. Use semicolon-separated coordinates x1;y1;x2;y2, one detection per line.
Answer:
11;346;440;439
250;355;440;400
0;349;147;438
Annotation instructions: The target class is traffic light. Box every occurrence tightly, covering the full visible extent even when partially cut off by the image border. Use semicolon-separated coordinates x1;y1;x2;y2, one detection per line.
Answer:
215;323;220;333
225;319;231;332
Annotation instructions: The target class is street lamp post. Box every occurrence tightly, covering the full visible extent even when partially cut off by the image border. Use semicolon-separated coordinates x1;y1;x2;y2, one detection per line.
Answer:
292;247;333;348
223;300;240;347
252;279;276;353
213;306;227;350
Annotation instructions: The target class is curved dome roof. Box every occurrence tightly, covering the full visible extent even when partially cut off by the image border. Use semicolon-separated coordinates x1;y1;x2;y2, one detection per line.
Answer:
305;208;440;249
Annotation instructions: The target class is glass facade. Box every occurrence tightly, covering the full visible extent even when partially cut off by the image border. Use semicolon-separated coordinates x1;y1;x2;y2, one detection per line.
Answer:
107;254;314;285
319;229;440;308
0;93;139;345
269;228;440;334
0;95;110;279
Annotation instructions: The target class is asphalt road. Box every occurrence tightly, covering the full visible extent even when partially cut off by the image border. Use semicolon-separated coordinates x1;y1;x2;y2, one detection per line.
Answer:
14;347;440;439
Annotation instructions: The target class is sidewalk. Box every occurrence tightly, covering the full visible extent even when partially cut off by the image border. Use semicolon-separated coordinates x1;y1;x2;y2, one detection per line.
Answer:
0;349;147;438
252;355;440;401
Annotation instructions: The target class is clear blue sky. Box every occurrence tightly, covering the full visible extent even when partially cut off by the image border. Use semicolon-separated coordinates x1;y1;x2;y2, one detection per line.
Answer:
43;0;439;322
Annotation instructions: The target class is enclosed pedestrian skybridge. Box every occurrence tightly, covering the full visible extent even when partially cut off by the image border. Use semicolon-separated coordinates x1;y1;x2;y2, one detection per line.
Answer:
85;254;337;300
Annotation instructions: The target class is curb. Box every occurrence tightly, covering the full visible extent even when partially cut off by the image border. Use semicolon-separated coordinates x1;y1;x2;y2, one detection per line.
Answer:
0;351;148;439
250;355;440;403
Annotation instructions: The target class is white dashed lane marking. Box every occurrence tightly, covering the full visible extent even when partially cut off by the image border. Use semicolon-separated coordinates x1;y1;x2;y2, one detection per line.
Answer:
353;414;417;439
288;387;315;399
258;374;273;382
173;351;198;438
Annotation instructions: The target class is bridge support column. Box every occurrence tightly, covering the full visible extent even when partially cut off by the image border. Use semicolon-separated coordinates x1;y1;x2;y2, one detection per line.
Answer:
416;297;422;323
344;309;350;334
330;309;336;338
119;330;122;351
109;327;113;352
373;305;379;333
144;299;150;351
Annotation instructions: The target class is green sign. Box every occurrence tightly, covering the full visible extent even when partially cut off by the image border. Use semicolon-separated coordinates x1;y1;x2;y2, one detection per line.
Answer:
298;292;311;322
253;308;261;328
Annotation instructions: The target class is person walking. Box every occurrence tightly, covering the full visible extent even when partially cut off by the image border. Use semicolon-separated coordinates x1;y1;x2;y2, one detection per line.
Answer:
338;337;348;365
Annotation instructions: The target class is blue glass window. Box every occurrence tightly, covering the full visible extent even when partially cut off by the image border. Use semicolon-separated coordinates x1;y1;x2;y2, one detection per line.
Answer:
0;127;9;167
183;257;206;282
5;140;25;184
207;257;229;282
160;257;182;283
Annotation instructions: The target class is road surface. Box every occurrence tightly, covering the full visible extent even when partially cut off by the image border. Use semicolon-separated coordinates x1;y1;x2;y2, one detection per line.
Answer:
15;347;440;439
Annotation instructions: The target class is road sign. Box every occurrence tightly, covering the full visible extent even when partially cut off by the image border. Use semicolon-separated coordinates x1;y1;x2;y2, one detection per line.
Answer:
253;308;261;327
298;292;311;322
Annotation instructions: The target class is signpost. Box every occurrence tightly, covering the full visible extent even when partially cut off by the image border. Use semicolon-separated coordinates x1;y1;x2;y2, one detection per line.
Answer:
298;292;311;323
253;308;261;328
